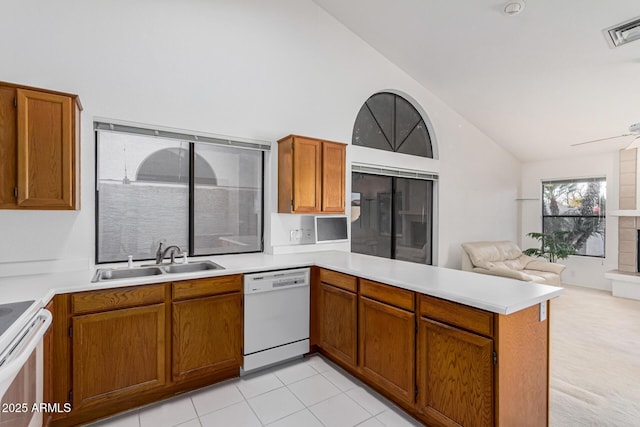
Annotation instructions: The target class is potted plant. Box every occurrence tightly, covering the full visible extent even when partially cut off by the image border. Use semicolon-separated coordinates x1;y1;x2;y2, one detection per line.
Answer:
523;231;576;263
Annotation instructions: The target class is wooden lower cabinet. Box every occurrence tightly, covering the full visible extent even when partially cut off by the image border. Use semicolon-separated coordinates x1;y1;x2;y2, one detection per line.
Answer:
48;276;243;427
72;304;166;408
318;282;358;367
358;296;415;405
313;271;550;427
172;292;242;381
416;317;494;427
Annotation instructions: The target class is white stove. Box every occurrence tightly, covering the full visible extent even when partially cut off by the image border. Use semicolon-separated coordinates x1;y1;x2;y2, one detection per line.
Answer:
0;300;52;427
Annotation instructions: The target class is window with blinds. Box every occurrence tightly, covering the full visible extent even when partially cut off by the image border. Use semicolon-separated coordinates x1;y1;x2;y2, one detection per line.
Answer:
95;121;266;263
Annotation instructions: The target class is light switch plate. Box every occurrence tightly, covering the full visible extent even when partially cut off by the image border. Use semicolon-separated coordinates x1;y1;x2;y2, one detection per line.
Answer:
539;302;547;321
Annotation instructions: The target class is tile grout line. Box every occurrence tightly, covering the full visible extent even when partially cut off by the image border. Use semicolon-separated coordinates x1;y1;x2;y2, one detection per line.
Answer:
242;389;268;427
189;381;245;419
95;355;409;427
186;395;203;427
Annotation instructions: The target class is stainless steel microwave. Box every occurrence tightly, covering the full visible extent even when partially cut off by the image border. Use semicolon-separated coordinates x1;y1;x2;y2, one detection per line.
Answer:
301;215;349;244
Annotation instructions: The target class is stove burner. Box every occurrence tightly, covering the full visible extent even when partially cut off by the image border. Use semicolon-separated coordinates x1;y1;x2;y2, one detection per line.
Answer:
0;300;35;338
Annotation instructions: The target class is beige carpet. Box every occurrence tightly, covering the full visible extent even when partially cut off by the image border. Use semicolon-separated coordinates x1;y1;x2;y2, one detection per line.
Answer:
550;285;640;426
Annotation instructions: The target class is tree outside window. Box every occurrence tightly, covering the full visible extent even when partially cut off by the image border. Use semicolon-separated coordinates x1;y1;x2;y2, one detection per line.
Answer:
541;178;606;257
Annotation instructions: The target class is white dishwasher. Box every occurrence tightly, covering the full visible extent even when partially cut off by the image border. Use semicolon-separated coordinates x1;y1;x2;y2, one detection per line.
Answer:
242;268;310;373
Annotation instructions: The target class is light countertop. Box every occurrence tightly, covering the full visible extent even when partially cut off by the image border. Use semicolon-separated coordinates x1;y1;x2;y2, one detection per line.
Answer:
0;251;563;315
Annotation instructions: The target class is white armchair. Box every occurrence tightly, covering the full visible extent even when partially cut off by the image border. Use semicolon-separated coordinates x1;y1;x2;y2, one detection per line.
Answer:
461;240;565;285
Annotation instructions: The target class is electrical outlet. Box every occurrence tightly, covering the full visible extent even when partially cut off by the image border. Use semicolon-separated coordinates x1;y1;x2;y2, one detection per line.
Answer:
289;229;301;241
539;302;547;321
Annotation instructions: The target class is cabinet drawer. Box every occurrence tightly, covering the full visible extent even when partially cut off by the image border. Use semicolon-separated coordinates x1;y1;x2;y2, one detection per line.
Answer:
419;295;494;338
360;279;414;312
172;275;242;300
319;269;357;292
72;284;165;314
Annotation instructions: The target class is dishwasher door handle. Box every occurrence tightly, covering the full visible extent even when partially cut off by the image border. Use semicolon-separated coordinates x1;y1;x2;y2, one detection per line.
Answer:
245;282;309;294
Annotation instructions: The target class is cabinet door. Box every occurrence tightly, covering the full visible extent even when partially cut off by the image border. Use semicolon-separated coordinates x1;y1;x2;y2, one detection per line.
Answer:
359;296;415;404
16;89;75;208
417;317;494;427
292;137;322;212
318;282;357;367
172;293;242;382
321;141;345;213
72;304;166;408
0;85;17;207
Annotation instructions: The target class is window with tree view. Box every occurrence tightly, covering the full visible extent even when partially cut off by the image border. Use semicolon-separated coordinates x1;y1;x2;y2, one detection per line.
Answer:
542;178;606;257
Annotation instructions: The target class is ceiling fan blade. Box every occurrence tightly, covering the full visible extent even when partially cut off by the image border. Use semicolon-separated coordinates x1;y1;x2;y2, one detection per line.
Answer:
624;135;640;150
571;133;633;147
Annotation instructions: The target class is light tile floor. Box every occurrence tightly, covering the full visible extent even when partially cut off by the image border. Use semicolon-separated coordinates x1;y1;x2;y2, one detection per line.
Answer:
87;355;423;427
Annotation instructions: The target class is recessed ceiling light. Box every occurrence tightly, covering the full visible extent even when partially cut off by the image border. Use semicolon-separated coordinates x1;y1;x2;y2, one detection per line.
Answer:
503;1;525;16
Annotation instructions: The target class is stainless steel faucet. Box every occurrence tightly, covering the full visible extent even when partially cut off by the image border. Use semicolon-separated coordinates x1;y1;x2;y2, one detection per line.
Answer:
155;243;182;264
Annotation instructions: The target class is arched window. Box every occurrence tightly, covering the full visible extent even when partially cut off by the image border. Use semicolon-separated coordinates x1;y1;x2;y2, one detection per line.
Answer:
352;92;433;158
136;147;217;185
351;92;436;265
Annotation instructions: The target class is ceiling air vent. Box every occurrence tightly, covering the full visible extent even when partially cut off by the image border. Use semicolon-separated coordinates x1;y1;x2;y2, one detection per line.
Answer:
604;16;640;48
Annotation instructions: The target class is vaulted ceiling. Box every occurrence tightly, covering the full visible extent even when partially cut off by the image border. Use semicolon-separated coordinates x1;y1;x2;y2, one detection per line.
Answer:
314;0;640;162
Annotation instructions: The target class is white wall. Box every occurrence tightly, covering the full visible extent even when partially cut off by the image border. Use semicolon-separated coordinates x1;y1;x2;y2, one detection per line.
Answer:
520;152;618;290
0;0;520;275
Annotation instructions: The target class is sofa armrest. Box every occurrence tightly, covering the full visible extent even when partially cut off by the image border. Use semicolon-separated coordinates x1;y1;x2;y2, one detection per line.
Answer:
526;260;565;274
472;267;534;282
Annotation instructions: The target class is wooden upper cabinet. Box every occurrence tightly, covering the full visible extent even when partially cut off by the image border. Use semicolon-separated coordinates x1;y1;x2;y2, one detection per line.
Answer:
321;141;346;212
290;136;322;213
277;135;346;213
0;81;81;210
0;85;18;208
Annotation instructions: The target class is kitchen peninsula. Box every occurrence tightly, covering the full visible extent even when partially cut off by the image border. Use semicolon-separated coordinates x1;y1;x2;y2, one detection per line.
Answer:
0;251;562;427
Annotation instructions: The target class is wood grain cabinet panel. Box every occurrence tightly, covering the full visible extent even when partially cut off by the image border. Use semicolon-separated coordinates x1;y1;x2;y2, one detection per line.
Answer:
0;81;81;210
172;292;242;382
417;317;494;427
172;274;242;300
72;304;166;408
277;134;346;213
360;279;414;311
17;89;73;208
0;85;18;207
292;137;322;213
321;141;346;213
319;268;357;292
71;284;165;315
419;294;494;338
358;296;415;404
318;282;358;368
49;276;245;427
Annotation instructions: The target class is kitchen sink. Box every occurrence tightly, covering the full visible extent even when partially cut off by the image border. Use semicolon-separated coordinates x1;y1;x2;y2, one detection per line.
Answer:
92;266;164;282
92;261;224;282
161;261;224;274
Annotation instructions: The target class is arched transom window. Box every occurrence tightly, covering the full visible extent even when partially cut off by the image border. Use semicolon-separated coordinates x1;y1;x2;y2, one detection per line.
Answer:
352;92;433;158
